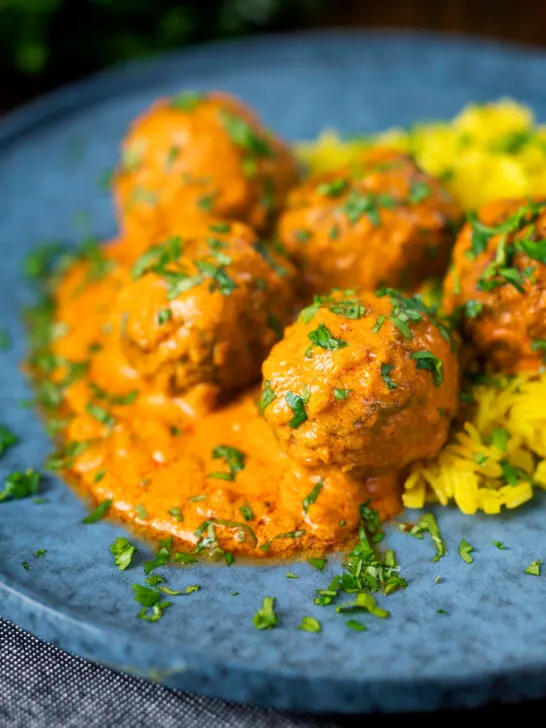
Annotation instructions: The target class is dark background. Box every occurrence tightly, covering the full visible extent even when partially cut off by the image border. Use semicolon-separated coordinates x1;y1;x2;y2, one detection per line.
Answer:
2;0;546;113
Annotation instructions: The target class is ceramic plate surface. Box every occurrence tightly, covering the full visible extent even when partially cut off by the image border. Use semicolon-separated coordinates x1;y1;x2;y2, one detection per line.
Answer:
1;30;546;714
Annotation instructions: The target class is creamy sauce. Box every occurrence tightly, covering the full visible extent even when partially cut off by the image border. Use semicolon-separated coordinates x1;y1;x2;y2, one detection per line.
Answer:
41;239;401;560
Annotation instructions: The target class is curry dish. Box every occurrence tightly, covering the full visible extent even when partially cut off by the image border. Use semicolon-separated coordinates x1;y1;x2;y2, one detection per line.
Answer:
30;93;546;563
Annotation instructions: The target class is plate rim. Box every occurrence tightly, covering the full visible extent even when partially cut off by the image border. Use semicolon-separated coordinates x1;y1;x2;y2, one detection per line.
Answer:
2;28;546;713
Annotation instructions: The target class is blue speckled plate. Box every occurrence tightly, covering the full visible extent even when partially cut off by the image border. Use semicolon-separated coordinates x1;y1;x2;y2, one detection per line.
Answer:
1;30;546;714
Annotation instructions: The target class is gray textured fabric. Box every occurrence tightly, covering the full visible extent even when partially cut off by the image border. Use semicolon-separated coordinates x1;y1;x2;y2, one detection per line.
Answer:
0;619;543;727
0;619;341;728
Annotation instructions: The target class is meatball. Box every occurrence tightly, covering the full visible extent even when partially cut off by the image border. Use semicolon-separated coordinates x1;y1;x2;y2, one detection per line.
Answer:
261;288;459;473
114;91;299;237
443;198;546;373
278;148;461;297
113;219;296;399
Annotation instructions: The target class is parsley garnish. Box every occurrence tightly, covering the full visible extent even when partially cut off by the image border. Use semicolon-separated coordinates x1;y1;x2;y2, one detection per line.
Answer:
174;552;199;564
303;479;323;514
157;308;172;325
219;109;274;159
285;391;308;429
135;504;148;520
110;537;136;571
524;559;541;576
86;402;116;429
380;363;396;391
299;616;321;633
0;330;10;351
260;530;306;552
458;538;474;564
209;222;231;233
144;537;172;575
465;300;484;318
308;323;348;351
239;503;254;521
259;380;276;414
208;445;246;481
294;229;311;243
408;181;431;204
346;619;366;632
197;191;218;213
308;557;326;571
493;541;507;549
170;91;205;111
132;584;172;622
411;351;444;386
0;469;40;503
404;513;447;562
0;425;17;457
317;179;348;197
472;452;489;467
253;596;278;630
333;388;351;400
531;339;546;362
168;506;183;522
82;499;112;524
267;313;283;340
33;549;47;558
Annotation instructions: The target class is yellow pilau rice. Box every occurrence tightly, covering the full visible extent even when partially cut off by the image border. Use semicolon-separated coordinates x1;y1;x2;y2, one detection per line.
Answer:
295;100;546;515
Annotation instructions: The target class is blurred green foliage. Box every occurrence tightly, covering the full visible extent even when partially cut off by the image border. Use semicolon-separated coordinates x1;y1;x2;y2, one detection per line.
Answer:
0;0;322;78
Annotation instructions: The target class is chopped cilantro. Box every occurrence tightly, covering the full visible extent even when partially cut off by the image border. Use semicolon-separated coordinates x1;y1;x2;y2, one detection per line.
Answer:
294;229;311;243
329;225;340;240
110;537;136;571
135;504;148;520
224;552;234;566
22;562;30;571
168;506;184;522
333;387;351;400
408;181;431;204
299;616;321;633
472;452;489;467
524;559;541;576
33;549;47;558
0;330;10;351
197;191;218;213
303;478;323;514
260;530;306;552
239;503;254;521
500;459;527;486
458;538;474;564
340;189;383;226
308;557;326;571
132;583;172;622
335;591;389;618
186;584;201;594
166;145;179;167
174;552;199;564
411;351;443;386
317;179;348;197
94;470;106;483
170;91;205;111
219;109;274;159
405;513;447;562
371;315;384;333
380;363;397;391
308;323;348;351
209;222;231;233
208;445;246;481
493;541;507;549
285;391;308;429
82;499;112;524
157;308;172;325
0;425;17;457
437;609;449;615
531;339;546;362
465;300;484;319
346;619;366;632
518;237;546;264
286;572;299;579
253;596;278;630
86;402;116;428
0;469;40;503
259;380;276;414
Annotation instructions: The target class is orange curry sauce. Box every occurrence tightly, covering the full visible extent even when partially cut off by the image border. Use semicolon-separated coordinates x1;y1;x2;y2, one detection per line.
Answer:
38;238;401;560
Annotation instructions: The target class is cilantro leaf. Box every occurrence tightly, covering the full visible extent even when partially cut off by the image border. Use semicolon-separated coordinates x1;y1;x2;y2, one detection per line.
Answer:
253;596;278;630
0;425;17;457
411;351;444;386
302;478;323;514
82;499;112;524
406;513;447;562
259;380;276;414
308;323;348;351
285;391;308;429
0;469;40;503
299;616;321;633
458;538;474;564
524;559;541;576
110;537;136;571
380;363;397;391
